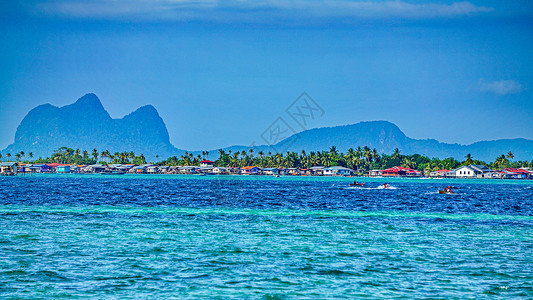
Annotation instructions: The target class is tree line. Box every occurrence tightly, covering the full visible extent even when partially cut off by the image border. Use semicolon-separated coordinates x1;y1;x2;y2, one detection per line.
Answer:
2;146;530;173
0;147;146;165
160;146;530;173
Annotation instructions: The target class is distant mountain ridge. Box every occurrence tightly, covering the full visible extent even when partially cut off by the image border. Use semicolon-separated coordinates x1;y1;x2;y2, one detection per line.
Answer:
2;94;532;162
1;93;183;160
211;121;533;162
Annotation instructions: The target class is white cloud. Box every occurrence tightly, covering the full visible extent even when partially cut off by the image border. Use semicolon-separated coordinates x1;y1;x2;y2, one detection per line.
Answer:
478;79;525;96
33;0;494;22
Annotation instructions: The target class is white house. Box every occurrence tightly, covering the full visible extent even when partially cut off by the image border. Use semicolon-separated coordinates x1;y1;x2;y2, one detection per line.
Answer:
179;166;199;174
262;168;280;175
454;165;491;178
146;166;159;174
212;167;228;175
323;166;354;176
200;160;214;168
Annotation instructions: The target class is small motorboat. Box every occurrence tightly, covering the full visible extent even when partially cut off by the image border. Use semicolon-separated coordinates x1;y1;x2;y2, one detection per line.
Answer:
349;182;366;186
438;189;454;194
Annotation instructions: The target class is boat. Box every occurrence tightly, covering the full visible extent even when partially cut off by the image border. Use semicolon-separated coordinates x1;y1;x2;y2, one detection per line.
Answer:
349;182;366;186
438;189;454;194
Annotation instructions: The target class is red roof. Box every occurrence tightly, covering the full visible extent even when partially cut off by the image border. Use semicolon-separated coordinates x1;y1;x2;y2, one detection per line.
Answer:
503;168;530;174
46;163;69;167
381;166;418;173
200;160;213;163
435;169;450;173
241;166;258;170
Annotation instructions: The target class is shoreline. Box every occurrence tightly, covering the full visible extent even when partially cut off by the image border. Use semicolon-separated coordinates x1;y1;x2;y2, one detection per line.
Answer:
4;173;533;185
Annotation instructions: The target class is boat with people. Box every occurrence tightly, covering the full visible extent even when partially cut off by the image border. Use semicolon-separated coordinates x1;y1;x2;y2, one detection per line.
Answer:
349;181;366;187
377;183;390;189
439;186;455;194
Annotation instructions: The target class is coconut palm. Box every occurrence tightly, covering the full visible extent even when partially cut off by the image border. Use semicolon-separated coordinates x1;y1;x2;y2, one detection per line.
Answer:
372;148;379;162
507;151;514;161
329;146;338;156
392;148;400;160
92;149;99;161
363;146;371;162
465;153;473;165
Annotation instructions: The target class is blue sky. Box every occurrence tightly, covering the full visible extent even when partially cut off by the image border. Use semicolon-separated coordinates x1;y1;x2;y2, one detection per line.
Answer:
1;1;532;151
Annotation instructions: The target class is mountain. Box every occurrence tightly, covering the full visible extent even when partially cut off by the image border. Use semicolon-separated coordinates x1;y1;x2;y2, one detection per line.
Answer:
2;94;532;163
210;121;533;162
1;94;183;160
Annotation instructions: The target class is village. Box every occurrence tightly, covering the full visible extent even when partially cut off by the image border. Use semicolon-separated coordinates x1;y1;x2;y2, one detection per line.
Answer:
1;160;532;179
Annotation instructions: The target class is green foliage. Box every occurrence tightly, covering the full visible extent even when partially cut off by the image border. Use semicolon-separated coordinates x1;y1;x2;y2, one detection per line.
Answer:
13;146;533;173
23;147;146;165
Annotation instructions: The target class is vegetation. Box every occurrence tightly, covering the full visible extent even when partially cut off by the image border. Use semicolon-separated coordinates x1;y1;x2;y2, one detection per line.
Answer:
160;147;532;173
2;146;531;173
5;147;146;165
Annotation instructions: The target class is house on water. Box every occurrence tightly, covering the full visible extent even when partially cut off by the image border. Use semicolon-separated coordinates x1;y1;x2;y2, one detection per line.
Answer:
200;160;214;168
323;166;354;176
381;166;422;177
429;169;450;178
454;165;491;178
241;166;260;175
0;162;18;175
56;165;71;173
262;168;280;176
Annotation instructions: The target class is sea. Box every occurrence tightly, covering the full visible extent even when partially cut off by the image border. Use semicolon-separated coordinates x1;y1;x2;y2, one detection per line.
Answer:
1;174;532;299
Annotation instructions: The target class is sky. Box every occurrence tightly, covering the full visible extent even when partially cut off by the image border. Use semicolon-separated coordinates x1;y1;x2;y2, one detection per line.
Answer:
0;0;532;151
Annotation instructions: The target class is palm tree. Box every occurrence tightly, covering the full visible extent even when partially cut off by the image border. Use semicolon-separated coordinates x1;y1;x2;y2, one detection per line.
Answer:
363;146;371;162
465;153;473;165
329;146;338;156
356;147;362;159
28;152;33;160
92;149;99;161
20;151;25;161
507;151;514;161
0;153;3;161
6;153;11;161
494;154;508;169
15;153;21;161
392;148;400;160
372;148;379;162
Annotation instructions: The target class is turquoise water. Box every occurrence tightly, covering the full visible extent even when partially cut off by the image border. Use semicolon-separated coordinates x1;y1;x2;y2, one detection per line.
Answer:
1;175;532;298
